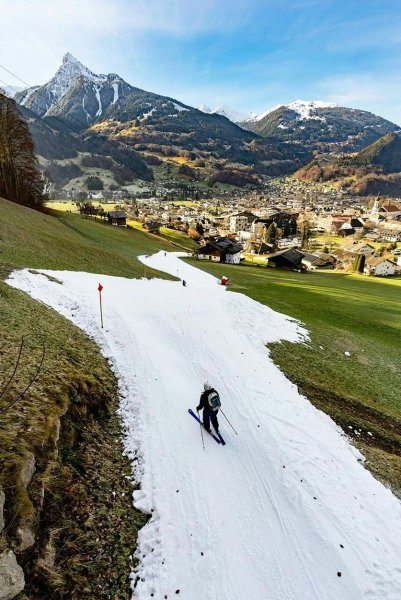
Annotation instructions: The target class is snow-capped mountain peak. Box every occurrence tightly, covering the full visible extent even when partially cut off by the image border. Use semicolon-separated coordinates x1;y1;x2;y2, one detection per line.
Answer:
197;103;212;113
197;103;248;123
245;100;339;124
16;53;126;119
286;99;338;120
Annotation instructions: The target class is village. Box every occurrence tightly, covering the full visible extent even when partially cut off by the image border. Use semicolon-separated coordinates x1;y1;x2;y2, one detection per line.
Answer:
53;177;401;278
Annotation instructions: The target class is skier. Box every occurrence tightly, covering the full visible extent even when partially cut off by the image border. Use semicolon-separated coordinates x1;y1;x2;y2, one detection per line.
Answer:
196;383;221;434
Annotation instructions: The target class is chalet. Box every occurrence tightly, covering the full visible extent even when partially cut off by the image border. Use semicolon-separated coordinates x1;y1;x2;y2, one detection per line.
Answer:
364;257;397;277
381;204;401;219
197;237;243;264
331;248;359;270
245;240;273;254
267;248;305;271
301;252;336;271
380;229;401;242
341;241;375;255
252;212;297;238
143;221;162;234
364;231;381;241
108;210;127;226
339;217;365;237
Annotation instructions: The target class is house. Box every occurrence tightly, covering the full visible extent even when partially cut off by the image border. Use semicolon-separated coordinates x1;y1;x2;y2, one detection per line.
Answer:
331;249;359;270
380;229;401;242
341;241;375;255
245;240;273;254
143;221;162;234
252;212;298;238
364;231;381;241
301;252;336;271
364;257;397;277
267;248;305;271
339;217;365;237
108;210;127;226
381;204;401;219
197;237;243;264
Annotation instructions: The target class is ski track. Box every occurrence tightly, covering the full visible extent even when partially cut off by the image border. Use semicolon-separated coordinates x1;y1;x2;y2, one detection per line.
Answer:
7;252;401;600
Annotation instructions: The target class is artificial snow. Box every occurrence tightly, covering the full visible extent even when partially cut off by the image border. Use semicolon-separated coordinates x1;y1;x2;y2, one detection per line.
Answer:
7;252;401;600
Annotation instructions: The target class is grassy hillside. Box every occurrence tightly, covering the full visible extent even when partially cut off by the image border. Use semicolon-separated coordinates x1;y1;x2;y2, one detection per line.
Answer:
187;259;401;493
295;133;401;196
0;197;174;598
0;196;174;279
340;132;401;173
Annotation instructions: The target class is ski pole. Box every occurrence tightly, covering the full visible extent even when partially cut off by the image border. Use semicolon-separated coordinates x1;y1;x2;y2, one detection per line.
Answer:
197;410;205;450
220;409;238;435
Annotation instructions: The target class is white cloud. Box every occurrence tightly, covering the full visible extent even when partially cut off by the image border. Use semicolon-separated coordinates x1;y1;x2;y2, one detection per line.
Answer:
0;0;253;88
317;73;401;125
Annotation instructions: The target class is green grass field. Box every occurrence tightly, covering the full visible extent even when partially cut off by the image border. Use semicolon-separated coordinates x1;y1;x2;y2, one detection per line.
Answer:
0;197;175;279
186;259;401;493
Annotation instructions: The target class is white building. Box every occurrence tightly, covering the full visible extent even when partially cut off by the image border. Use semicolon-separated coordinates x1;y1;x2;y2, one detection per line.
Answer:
364;257;397;277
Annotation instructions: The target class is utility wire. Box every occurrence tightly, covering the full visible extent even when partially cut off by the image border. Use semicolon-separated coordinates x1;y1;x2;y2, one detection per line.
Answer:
0;64;151;179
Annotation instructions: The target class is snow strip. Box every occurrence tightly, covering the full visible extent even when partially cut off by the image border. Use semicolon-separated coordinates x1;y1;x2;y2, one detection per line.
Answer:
94;84;102;117
173;102;189;112
7;253;401;600
112;82;119;105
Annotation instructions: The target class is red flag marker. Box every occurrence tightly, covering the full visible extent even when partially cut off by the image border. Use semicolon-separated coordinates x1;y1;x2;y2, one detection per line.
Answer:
98;283;104;328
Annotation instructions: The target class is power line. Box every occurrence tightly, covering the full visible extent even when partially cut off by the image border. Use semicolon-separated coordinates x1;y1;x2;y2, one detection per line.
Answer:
0;64;150;181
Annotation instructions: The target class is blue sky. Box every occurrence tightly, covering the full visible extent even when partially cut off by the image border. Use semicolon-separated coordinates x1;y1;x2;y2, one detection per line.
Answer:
1;0;401;123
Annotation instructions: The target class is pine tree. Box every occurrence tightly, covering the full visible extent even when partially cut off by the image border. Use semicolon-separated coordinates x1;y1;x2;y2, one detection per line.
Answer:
0;91;44;208
265;222;277;244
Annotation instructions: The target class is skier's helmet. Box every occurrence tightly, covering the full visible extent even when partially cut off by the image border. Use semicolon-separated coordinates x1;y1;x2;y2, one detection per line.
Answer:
204;382;211;391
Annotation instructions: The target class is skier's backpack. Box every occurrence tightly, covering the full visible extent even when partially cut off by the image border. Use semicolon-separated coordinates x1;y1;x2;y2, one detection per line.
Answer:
207;390;221;411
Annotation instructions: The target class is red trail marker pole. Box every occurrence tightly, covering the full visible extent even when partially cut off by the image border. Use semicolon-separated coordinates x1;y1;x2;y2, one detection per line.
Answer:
98;283;104;328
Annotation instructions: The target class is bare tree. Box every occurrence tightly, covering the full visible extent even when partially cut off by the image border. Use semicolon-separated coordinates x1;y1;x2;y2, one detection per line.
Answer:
0;91;44;208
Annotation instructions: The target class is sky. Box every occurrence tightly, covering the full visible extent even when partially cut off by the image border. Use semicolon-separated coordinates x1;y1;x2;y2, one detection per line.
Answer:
1;0;401;124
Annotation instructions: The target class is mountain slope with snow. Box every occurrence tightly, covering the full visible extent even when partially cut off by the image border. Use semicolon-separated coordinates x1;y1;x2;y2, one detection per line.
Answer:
197;103;248;123
241;100;399;152
8;253;401;600
15;53;255;142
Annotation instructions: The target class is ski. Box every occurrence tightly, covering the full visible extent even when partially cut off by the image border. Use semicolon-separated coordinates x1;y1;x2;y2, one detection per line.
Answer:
216;431;226;445
188;409;221;444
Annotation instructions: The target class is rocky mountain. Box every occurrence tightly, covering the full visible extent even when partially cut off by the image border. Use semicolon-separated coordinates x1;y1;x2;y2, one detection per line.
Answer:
16;53;254;140
295;132;401;197
14;53;311;189
240;100;400;152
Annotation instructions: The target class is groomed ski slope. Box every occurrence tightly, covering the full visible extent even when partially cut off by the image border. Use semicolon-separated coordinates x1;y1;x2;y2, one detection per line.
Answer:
8;252;401;600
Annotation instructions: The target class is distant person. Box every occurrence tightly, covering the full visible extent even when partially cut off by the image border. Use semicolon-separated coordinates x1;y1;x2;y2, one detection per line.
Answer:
182;280;187;287
196;383;221;434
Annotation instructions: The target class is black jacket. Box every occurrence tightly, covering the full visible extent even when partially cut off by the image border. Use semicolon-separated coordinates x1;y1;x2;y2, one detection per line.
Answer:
197;388;218;413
